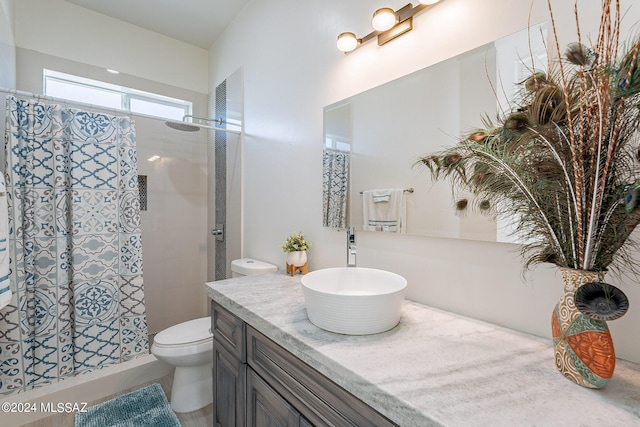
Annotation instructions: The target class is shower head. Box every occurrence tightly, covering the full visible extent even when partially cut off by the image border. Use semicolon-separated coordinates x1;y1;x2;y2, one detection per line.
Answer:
164;115;242;135
165;121;200;132
165;115;227;132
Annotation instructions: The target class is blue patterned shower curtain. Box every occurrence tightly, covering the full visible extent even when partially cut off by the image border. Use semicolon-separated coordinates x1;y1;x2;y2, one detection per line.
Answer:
0;96;148;395
322;148;349;228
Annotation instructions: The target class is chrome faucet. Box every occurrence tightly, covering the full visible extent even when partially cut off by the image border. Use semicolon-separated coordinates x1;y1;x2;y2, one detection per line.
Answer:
347;227;357;267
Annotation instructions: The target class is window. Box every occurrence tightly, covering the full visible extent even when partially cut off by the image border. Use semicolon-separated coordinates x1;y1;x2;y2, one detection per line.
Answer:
325;135;351;152
43;70;192;121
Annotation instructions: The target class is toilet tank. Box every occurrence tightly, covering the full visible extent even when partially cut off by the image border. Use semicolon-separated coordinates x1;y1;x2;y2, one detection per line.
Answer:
231;258;278;278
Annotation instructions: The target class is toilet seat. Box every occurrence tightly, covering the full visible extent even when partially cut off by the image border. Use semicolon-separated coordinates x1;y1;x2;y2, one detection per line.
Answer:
153;317;212;347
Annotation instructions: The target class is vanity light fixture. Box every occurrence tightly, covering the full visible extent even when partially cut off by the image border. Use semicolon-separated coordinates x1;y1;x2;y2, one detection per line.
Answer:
337;0;442;53
371;8;397;32
337;32;359;53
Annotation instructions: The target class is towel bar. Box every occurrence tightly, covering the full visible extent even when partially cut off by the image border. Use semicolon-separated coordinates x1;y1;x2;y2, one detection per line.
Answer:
359;188;413;195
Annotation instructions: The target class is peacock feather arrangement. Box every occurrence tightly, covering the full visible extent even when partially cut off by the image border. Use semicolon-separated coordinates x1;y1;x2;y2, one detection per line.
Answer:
419;0;640;278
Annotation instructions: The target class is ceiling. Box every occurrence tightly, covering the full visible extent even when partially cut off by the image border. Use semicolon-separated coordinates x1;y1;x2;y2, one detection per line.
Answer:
64;0;250;49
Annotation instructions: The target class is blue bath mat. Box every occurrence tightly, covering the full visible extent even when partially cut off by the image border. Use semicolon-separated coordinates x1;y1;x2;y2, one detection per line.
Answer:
74;383;181;427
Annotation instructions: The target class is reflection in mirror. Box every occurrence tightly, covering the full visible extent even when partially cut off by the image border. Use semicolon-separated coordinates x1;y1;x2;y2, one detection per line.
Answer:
323;23;547;242
323;102;351;228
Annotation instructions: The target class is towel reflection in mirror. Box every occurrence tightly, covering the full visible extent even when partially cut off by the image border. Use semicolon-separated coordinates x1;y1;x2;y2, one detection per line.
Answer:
362;189;407;233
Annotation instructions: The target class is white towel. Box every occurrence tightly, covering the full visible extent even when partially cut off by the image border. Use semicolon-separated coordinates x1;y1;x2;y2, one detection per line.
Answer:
362;189;407;233
0;173;10;310
372;189;391;203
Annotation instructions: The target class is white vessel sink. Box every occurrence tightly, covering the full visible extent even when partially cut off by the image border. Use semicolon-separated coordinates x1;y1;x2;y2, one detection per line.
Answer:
300;267;407;335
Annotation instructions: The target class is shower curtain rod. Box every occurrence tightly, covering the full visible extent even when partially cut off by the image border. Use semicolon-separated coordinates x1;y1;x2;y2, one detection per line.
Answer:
0;87;242;135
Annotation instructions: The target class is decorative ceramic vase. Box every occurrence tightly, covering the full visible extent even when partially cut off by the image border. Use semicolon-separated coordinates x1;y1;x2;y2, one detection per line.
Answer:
551;268;615;388
286;250;307;267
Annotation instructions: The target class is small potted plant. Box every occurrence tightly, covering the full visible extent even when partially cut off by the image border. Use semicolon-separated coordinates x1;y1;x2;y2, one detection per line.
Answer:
281;232;311;268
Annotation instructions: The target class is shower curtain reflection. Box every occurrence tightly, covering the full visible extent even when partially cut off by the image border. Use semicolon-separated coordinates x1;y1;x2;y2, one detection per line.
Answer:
0;96;148;396
322;148;350;228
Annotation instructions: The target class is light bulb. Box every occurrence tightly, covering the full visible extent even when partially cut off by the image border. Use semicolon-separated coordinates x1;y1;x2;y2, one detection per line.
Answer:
372;8;397;32
337;32;358;52
419;0;441;4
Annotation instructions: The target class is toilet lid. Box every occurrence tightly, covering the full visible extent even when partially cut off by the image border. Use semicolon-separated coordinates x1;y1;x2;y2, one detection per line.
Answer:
154;317;213;346
231;258;278;276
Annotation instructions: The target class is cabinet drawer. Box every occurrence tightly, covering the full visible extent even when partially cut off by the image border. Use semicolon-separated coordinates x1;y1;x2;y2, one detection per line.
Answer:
247;326;396;427
212;300;246;362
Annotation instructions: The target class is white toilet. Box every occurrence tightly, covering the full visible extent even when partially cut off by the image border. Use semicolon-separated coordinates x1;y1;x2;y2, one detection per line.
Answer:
151;317;213;413
151;259;276;413
231;258;278;277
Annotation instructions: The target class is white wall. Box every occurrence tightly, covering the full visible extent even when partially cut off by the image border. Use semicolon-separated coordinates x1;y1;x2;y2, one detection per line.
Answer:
0;0;16;88
209;0;640;364
14;0;208;94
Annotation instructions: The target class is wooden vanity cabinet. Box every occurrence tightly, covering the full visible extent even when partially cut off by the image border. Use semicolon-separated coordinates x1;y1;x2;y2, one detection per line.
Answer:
212;301;246;427
211;300;397;427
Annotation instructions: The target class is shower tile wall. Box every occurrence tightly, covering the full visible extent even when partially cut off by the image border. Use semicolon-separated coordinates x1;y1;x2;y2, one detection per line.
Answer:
136;116;209;334
208;69;242;281
214;81;227;281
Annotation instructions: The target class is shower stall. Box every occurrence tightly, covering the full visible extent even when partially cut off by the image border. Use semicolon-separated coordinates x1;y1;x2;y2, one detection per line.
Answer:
0;68;243;423
0;94;149;395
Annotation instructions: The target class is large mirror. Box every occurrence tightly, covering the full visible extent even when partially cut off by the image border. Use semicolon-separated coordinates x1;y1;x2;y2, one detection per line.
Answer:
323;23;548;242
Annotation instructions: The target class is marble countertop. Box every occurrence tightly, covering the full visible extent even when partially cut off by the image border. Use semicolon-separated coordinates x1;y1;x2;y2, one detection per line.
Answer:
206;272;640;427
